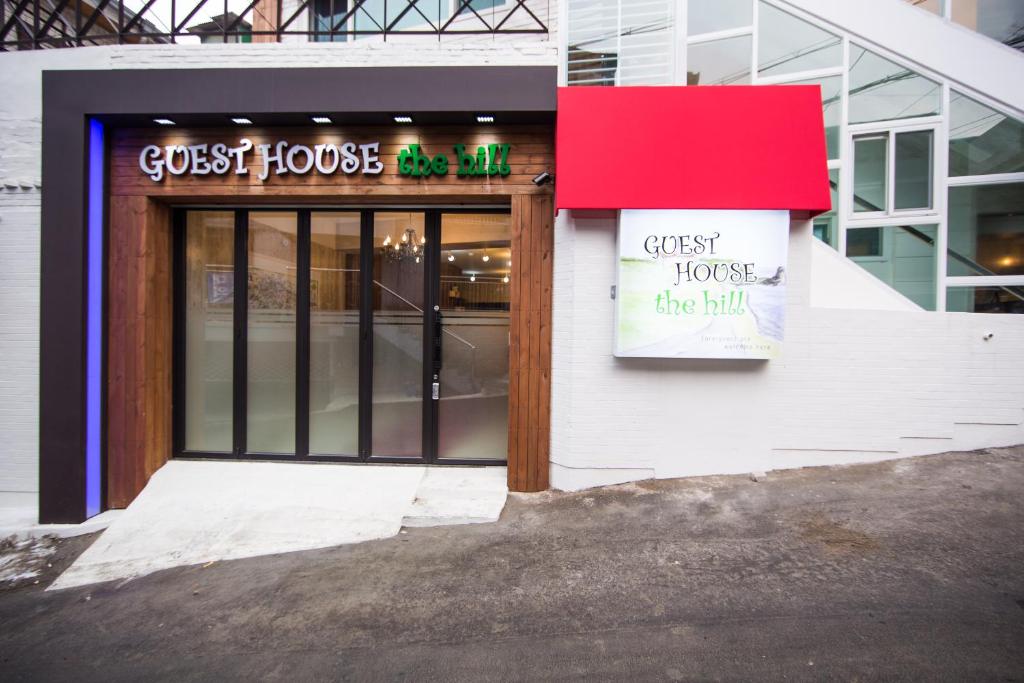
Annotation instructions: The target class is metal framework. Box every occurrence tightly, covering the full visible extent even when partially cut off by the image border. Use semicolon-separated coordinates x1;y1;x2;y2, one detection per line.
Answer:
1;0;549;50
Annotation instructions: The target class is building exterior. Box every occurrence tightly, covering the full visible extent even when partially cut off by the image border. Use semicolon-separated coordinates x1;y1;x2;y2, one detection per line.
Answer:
0;0;1022;523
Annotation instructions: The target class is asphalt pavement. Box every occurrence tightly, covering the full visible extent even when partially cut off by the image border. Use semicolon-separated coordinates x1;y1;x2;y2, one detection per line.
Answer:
2;446;1022;681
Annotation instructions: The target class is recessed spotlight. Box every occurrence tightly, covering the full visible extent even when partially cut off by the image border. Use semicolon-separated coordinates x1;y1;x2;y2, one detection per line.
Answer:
502;275;510;284
231;117;253;125
476;115;495;123
482;255;490;262
311;116;332;124
153;118;175;126
470;275;477;282
394;115;413;124
447;254;455;262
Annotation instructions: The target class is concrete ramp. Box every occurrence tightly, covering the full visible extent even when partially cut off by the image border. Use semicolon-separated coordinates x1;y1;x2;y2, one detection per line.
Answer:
50;461;507;590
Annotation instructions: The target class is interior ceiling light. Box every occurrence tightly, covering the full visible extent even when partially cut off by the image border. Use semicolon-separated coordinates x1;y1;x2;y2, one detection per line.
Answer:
447;254;455;262
476;115;495;123
153;118;176;126
231;117;253;125
394;115;413;124
311;116;332;124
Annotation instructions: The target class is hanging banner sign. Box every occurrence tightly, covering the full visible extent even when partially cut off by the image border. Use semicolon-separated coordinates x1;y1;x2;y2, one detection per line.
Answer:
614;209;789;360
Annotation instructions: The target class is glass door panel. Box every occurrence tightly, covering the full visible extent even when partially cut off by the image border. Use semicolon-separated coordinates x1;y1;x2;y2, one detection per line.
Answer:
309;212;362;455
371;212;426;457
183;210;235;452
247;211;298;454
437;213;511;461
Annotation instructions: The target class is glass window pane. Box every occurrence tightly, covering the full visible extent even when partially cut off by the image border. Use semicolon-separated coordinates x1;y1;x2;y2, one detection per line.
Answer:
184;211;234;452
846;227;883;257
947;286;1024;313
757;2;841;77
438;214;511;461
309;212;361;456
951;0;1024;51
688;0;751;36
567;0;674;86
894;130;933;210
813;168;840;248
949;91;1024;176
619;0;675;85
788;76;842;160
372;213;425;457
847;225;938;310
947;183;1024;277
848;45;941;124
247;212;298;454
687;35;752;85
853;135;888;213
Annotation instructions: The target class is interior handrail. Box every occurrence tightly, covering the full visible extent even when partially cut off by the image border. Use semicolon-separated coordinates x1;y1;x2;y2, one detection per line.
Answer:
372;279;477;351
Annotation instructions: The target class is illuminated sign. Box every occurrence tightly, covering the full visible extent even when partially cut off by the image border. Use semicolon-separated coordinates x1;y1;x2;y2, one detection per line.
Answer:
615;209;789;360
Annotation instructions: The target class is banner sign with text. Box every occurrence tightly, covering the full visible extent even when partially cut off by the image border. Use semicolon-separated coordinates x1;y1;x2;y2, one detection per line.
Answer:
614;209;789;360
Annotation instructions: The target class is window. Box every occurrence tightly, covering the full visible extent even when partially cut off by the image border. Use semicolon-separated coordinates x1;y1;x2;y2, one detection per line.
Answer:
846;227;883;257
687;34;752;85
788;76;842;160
688;0;751;37
757;2;841;78
947;286;1024;313
848;45;941;124
950;0;1024;52
847;225;938;310
852;130;935;216
894;130;933;210
813;168;841;248
311;0;349;41
949;91;1024;177
947;183;1024;277
567;0;674;86
853;135;888;213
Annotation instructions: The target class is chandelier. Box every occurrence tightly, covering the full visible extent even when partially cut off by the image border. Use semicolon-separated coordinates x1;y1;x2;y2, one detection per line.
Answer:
382;227;426;264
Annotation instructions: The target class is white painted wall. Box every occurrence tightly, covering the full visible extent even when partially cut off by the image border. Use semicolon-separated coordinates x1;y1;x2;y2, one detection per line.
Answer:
550;212;1024;490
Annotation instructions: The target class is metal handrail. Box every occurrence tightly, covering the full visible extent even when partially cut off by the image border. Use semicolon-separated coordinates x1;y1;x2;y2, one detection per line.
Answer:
373;279;476;351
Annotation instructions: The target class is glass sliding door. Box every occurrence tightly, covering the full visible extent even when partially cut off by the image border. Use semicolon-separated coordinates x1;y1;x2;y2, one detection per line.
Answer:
370;212;426;458
176;207;510;465
246;211;298;454
437;213;511;461
309;212;362;455
183;210;235;453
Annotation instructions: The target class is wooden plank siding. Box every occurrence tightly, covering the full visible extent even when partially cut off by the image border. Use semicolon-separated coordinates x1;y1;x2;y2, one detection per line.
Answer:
106;196;172;507
106;124;553;506
508;194;553;492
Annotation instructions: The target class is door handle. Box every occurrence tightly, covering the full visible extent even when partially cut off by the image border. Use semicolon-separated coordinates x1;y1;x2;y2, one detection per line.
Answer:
433;308;443;372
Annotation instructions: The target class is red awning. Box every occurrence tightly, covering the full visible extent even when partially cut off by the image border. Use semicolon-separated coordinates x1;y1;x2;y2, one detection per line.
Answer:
555;86;832;217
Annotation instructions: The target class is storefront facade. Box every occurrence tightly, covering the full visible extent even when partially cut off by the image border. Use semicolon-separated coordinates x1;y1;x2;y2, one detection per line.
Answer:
2;0;1024;526
37;67;555;521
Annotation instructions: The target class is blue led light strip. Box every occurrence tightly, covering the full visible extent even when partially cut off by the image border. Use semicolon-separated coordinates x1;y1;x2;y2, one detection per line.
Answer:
85;119;104;518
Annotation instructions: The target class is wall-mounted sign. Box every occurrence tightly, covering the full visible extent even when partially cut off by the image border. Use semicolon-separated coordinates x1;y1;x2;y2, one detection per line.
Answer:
614;209;789;360
398;144;511;178
138;138;385;182
138;139;513;182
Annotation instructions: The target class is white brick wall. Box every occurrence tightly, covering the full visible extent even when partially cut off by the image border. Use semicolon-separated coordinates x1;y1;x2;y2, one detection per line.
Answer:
550;213;1024;490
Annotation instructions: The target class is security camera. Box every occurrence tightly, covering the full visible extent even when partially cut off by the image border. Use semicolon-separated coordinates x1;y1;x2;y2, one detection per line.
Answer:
532;171;554;186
